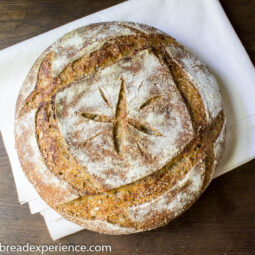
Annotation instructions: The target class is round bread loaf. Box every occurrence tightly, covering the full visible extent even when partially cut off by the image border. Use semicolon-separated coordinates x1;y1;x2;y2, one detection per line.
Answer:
15;22;225;234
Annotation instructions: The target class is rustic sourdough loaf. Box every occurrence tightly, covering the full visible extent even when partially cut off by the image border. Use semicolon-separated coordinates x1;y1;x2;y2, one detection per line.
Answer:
15;22;225;234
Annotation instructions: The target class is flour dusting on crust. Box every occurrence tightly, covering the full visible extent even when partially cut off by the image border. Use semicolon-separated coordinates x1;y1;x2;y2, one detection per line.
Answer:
166;45;223;123
51;23;137;76
128;159;205;223
56;49;194;189
61;215;140;235
15;110;79;206
212;118;226;176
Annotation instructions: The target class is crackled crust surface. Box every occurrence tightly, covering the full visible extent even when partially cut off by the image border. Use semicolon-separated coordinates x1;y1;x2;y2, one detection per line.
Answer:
15;22;225;234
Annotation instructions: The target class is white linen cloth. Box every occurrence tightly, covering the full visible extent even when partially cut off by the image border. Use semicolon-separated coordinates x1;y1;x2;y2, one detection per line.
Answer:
0;0;255;240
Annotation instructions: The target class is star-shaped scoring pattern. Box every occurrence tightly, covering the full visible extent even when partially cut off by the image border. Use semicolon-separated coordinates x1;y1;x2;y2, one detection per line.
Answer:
79;78;162;155
43;48;196;190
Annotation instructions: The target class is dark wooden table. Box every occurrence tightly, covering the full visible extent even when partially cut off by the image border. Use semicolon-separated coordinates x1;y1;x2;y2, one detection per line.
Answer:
0;0;254;254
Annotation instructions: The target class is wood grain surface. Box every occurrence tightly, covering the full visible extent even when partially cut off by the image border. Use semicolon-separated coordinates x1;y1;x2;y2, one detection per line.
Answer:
0;0;255;254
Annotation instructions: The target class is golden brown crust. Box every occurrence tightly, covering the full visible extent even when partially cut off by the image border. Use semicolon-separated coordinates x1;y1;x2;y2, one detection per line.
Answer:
165;50;208;130
15;22;225;234
15;109;79;207
55;111;224;230
36;101;102;195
